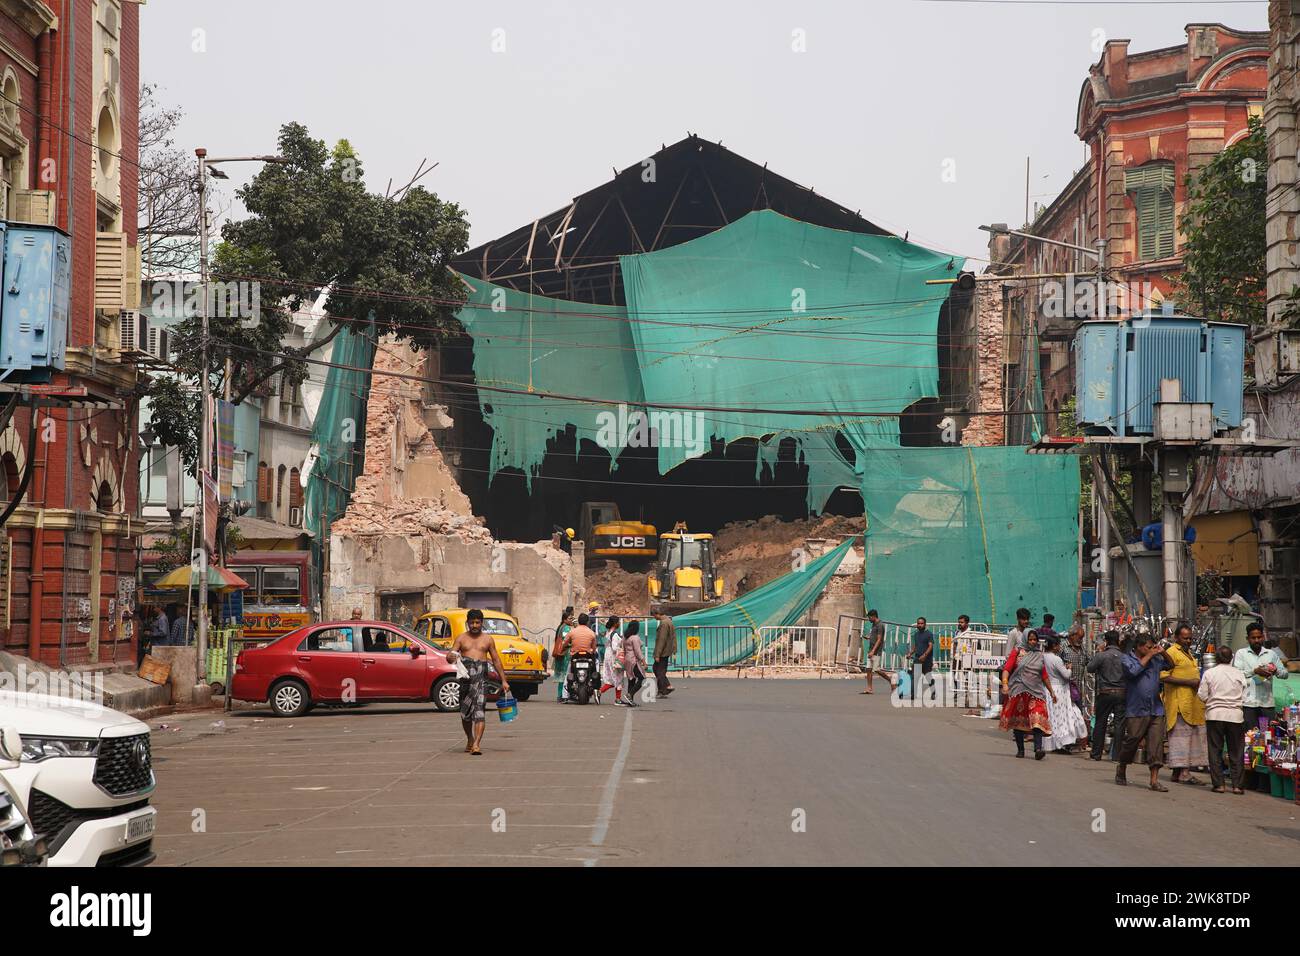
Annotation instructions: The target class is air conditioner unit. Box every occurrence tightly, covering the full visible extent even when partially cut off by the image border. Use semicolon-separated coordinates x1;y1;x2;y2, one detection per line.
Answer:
145;325;169;361
118;310;147;354
288;506;303;528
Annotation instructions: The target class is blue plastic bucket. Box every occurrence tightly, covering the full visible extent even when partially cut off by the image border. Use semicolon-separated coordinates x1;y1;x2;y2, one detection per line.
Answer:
497;694;519;722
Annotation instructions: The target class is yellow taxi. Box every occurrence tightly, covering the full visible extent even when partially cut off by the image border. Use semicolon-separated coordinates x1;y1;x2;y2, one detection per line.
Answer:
415;609;549;701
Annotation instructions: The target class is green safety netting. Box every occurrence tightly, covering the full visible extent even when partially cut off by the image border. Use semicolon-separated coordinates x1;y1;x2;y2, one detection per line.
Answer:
450;209;1080;628
853;441;1080;627
303;318;377;601
619;210;956;481
455;210;958;510
640;535;860;668
455;279;640;487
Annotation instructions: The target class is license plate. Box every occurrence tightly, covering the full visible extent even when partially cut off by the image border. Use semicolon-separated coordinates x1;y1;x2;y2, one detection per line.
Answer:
125;811;155;844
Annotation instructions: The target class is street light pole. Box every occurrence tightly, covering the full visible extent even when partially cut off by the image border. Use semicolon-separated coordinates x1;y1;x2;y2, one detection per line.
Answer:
195;148;212;687
192;149;288;689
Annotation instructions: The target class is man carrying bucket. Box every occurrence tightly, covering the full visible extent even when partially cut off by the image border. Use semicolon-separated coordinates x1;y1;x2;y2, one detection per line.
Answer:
446;609;511;756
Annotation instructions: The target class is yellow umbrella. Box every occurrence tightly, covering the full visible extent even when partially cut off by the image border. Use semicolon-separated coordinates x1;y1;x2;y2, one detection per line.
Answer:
153;565;250;593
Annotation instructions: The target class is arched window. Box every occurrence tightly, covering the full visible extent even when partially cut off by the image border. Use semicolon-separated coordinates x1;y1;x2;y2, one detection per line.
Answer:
0;452;18;502
95;480;113;514
276;464;286;509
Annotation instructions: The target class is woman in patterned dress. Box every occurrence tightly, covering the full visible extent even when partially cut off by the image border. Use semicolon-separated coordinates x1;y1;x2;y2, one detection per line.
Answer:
999;629;1056;759
1042;635;1090;752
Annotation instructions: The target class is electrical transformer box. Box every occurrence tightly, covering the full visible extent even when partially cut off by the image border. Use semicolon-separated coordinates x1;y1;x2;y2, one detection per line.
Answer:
1073;315;1244;436
0;222;71;382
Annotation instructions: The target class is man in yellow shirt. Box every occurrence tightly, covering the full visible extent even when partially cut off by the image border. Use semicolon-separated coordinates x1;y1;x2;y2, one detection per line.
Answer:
1160;623;1208;786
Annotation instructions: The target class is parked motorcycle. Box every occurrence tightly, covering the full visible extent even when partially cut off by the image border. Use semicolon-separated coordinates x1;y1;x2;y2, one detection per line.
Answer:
567;652;600;705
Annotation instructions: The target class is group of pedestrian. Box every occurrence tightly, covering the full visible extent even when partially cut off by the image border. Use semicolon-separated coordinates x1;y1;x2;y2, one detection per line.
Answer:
138;602;208;659
1014;615;1289;796
998;607;1092;757
550;604;677;707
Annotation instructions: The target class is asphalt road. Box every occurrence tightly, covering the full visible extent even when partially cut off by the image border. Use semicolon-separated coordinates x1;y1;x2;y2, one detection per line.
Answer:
148;678;1300;866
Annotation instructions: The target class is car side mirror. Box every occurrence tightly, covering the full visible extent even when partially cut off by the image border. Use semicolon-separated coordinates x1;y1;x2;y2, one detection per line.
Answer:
410;644;425;657
0;726;23;764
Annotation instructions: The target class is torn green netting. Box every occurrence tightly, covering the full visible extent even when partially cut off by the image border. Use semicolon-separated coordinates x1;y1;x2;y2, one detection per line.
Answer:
619;210;958;481
454;211;959;509
303;317;377;602
640;535;860;668
455;278;640;489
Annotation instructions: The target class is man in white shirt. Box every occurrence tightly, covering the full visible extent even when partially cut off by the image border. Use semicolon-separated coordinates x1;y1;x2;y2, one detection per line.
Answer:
1233;622;1289;791
1234;623;1289;729
1198;646;1249;793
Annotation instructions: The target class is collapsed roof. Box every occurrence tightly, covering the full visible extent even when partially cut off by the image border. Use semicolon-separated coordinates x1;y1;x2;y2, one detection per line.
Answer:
452;134;890;305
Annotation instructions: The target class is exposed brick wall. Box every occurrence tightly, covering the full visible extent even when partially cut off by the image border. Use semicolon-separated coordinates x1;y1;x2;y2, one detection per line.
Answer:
962;280;1007;447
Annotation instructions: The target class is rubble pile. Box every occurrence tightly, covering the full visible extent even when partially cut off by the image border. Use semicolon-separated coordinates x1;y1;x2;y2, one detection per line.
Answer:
583;561;648;616
713;513;865;598
333;336;485;541
330;494;493;542
579;513;866;614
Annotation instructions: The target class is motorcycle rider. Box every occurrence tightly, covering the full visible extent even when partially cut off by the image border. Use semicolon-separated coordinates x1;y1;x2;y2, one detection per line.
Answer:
562;613;599;703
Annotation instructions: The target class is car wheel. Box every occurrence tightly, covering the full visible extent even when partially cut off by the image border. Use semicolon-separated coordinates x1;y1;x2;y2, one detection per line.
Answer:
269;679;310;718
514;686;535;702
432;675;461;712
576;683;591;705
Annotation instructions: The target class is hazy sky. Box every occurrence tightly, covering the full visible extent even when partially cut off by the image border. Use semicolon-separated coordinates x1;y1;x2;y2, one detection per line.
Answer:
141;1;1267;268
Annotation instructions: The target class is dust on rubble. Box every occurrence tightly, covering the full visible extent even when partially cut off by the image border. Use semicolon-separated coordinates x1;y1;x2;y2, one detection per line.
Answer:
579;513;865;614
712;513;864;600
333;336;490;542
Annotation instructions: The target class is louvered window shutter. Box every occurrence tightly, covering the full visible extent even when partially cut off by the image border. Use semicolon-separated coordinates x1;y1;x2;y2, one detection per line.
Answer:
1125;164;1175;263
257;464;271;503
289;470;303;509
1155;187;1175;259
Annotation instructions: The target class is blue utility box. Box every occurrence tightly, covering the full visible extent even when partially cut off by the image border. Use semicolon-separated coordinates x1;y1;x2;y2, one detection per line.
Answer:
1074;315;1245;436
0;222;70;382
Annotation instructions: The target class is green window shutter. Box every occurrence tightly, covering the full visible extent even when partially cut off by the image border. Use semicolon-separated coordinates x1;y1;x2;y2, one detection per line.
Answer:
1155;187;1175;259
1125;163;1175;262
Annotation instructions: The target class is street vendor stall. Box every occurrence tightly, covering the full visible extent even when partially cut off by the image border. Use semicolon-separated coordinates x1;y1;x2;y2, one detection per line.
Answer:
151;565;250;688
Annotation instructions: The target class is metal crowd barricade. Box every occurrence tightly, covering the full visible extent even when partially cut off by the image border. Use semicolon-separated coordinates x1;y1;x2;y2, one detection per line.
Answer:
672;624;759;670
754;625;838;669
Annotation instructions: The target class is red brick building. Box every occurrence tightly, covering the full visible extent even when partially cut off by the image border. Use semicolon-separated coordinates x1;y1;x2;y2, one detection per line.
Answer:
963;24;1267;442
0;0;141;667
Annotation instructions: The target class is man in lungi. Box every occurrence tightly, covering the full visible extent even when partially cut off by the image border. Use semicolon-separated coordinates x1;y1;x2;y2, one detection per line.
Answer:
446;609;510;755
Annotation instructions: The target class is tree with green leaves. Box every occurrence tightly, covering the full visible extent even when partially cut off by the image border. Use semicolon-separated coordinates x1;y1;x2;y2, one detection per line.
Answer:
140;122;471;466
1176;117;1265;326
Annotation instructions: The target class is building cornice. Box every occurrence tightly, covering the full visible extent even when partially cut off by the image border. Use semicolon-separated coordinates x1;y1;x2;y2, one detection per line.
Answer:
0;0;57;37
4;505;139;537
0;33;39;76
64;347;140;392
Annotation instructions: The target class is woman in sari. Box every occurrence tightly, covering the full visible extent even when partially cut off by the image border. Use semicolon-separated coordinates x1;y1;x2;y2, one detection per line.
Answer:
999;629;1056;759
1042;635;1090;753
599;615;625;704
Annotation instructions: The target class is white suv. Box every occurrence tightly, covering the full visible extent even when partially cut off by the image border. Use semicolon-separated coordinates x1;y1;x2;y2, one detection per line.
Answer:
0;726;47;866
0;691;156;866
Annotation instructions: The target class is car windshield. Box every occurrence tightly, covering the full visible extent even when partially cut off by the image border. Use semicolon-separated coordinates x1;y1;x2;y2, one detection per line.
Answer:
481;618;519;637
